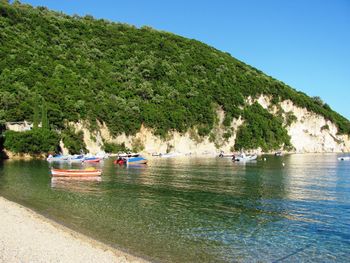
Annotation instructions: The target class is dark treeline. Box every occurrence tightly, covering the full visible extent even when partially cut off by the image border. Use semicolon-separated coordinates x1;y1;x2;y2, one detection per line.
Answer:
0;1;349;153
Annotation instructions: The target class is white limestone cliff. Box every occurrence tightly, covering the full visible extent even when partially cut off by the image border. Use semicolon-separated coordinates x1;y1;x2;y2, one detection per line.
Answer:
68;95;350;155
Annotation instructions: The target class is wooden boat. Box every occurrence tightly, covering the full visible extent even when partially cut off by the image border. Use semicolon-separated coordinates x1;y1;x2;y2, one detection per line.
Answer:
338;156;350;161
51;168;102;177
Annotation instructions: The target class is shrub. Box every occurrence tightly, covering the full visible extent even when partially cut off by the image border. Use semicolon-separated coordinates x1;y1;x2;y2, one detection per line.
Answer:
61;128;87;154
4;129;60;154
235;103;291;151
131;138;144;152
103;142;130;153
321;124;329;131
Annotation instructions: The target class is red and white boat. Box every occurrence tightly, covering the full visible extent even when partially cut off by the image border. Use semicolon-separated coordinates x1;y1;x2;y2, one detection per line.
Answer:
51;168;102;177
83;157;101;163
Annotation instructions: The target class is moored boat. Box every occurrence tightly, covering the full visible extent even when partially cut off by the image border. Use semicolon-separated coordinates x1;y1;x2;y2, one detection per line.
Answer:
338;156;350;161
114;157;127;165
159;152;181;158
47;154;70;162
117;153;140;158
83;157;101;163
218;153;235;158
69;155;85;163
218;151;235;158
127;156;147;165
51;168;102;177
233;154;257;162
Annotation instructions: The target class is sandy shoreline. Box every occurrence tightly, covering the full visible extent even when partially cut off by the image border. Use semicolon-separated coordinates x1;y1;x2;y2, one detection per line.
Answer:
0;196;147;263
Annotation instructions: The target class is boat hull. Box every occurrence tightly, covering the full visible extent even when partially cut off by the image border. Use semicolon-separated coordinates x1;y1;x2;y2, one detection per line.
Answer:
47;155;70;162
234;155;257;162
51;169;102;177
127;157;147;165
83;158;101;163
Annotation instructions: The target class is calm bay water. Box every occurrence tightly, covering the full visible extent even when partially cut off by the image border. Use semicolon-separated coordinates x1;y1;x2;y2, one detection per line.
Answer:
0;154;349;262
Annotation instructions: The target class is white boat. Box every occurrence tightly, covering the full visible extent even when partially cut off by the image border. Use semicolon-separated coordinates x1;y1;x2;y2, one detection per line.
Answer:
218;153;235;158
47;154;70;162
96;151;110;159
159;152;182;158
118;152;140;158
233;154;257;162
338;156;350;161
69;155;85;163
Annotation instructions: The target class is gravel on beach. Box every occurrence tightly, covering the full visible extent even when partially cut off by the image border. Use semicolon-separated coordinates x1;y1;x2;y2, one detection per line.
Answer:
0;197;146;263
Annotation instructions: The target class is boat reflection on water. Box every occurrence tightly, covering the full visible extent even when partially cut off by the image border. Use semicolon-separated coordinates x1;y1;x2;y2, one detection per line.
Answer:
51;176;102;194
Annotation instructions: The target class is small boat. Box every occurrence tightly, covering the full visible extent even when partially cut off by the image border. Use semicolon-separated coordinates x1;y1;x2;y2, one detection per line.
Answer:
338;156;350;161
69;155;85;163
275;151;283;156
51;168;102;177
95;151;110;159
218;151;235;158
114;157;127;165
159;152;181;158
47;154;70;162
233;154;257;162
127;156;147;165
83;157;101;163
218;153;235;158
118;153;140;158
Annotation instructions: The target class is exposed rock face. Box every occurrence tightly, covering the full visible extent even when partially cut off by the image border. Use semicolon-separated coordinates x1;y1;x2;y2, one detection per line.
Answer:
69;96;350;154
280;100;350;153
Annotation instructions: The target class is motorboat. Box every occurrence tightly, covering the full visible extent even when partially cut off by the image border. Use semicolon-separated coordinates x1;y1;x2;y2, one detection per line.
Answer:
233;154;257;162
338;156;350;161
47;154;70;162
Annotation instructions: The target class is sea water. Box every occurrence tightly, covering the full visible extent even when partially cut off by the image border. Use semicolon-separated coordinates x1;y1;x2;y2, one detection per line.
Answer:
0;154;349;262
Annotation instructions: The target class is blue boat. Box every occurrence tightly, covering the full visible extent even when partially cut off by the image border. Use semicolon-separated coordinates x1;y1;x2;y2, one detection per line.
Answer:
127;156;147;165
69;155;85;163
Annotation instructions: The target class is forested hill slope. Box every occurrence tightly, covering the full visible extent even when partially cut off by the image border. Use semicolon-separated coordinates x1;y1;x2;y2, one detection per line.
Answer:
0;1;349;153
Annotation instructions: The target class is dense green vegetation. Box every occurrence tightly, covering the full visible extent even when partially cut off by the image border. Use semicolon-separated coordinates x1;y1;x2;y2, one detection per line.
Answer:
0;1;349;153
61;127;86;154
103;141;130;154
234;103;292;151
4;129;60;154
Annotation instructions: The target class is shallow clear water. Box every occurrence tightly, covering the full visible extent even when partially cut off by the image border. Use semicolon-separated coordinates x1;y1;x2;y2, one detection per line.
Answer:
0;154;349;262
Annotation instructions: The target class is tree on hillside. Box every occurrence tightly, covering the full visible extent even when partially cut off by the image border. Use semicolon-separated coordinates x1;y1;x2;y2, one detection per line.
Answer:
41;98;48;130
33;94;40;129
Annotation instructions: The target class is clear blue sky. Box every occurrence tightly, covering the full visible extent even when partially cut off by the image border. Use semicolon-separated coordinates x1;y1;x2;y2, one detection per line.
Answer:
20;0;350;119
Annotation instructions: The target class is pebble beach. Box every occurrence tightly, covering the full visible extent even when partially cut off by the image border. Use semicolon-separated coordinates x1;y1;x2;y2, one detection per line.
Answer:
0;197;146;263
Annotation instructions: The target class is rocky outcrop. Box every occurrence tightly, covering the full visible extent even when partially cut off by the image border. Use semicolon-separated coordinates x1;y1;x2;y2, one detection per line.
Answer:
69;96;350;155
279;100;350;153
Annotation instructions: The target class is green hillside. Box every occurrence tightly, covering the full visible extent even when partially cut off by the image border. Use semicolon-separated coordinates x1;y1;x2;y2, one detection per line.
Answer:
0;1;349;153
